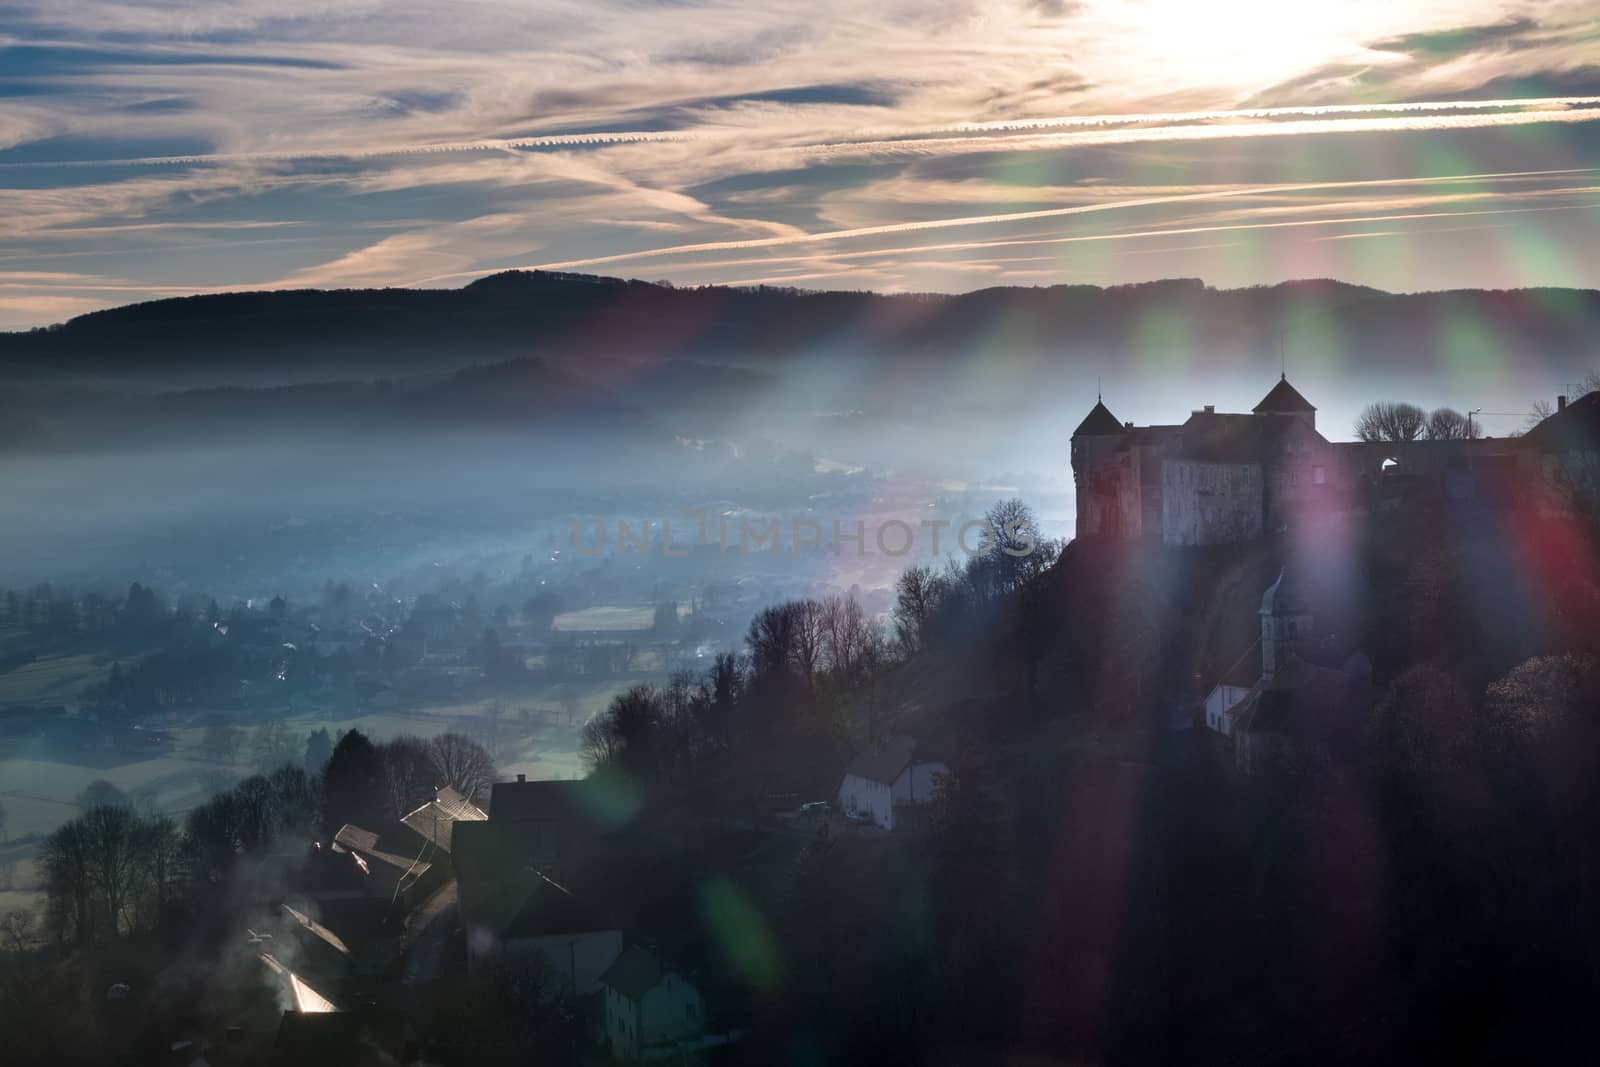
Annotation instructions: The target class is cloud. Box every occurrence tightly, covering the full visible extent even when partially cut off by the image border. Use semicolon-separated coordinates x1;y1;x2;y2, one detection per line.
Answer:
2;1;1600;324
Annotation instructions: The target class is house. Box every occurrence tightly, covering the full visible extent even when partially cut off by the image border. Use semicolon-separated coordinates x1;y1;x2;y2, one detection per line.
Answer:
1518;389;1600;516
452;820;624;996
836;735;950;830
321;824;437;908
482;774;626;880
399;785;486;855
598;945;704;1061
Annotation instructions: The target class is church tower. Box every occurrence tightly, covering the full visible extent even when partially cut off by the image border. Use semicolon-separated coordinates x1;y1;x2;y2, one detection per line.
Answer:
1259;566;1310;679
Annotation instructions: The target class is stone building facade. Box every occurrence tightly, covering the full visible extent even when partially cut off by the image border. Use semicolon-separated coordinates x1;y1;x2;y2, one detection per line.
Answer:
1071;375;1340;546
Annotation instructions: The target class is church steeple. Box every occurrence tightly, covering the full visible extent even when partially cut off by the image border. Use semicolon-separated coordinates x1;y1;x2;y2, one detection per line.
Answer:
1259;566;1311;679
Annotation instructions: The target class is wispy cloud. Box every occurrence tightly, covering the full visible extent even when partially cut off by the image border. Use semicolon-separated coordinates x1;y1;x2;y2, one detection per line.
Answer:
2;1;1600;322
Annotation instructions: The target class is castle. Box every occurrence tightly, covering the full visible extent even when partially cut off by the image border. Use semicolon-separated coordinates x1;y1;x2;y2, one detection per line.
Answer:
1070;375;1338;545
1071;376;1600;545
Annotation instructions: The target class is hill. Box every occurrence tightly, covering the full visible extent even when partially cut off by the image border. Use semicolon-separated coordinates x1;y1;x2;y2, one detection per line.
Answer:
3;272;1598;386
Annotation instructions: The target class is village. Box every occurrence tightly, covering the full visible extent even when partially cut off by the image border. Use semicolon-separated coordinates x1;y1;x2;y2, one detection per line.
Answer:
2;379;1599;1065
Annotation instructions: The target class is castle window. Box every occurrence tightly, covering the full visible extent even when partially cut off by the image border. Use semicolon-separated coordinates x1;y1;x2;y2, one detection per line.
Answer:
1290;471;1299;487
1313;465;1326;485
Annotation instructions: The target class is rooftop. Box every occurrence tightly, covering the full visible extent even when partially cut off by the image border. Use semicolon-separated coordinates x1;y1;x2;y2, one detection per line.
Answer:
599;944;676;1001
1072;399;1126;437
1252;374;1316;414
400;785;487;853
1522;390;1600;452
842;734;938;786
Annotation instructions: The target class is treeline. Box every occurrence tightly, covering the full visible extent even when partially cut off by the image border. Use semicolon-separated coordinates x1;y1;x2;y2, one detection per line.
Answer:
28;729;494;948
578;499;1059;790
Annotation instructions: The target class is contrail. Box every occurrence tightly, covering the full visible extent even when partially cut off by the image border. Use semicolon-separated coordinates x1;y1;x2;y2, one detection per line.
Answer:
465;166;1600;275
490;197;1600;279
0;130;693;169
841;96;1600;142
800;105;1600;164
696;201;1600;286
3;96;1594;171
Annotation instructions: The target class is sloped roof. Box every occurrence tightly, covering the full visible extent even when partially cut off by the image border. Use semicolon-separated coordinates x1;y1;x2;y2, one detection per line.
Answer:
1072;400;1126;437
487;777;616;825
1236;656;1355;735
1177;411;1308;463
282;903;351;958
1521;390;1600;452
259;954;339;1014
453;820;614;938
842;734;938;786
1116;424;1183;454
1252;374;1316;413
331;823;431;887
400;786;487;853
502;871;612;939
599;944;672;1001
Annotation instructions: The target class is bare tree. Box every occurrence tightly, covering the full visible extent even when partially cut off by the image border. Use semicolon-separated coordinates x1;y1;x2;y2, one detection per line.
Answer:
820;595;870;681
133;814;181;931
579;685;663;777
978;498;1053;596
789;599;825;688
40;818;95;943
0;909;35;954
183;791;246;883
746;603;798;679
1355;401;1427;443
429;732;496;803
1425;407;1478;440
1525;398;1555;432
892;565;939;654
82;805;143;936
380;735;438;819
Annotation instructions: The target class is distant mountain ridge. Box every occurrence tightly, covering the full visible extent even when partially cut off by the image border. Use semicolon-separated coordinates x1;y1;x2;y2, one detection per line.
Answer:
4;272;1598;384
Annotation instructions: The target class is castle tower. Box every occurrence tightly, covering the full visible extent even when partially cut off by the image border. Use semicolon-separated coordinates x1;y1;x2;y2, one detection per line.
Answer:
1252;373;1316;430
1259;566;1310;679
1070;398;1126;477
1070;398;1127;539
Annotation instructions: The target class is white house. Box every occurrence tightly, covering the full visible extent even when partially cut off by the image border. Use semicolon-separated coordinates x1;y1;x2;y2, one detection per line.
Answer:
836;735;950;831
598;945;704;1061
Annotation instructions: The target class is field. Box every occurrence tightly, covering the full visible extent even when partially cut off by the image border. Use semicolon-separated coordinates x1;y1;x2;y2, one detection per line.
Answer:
551;606;655;632
0;653;110;704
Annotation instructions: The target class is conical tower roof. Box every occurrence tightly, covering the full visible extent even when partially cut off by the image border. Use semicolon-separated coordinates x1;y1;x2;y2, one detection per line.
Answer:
1073;399;1126;436
1252;374;1315;414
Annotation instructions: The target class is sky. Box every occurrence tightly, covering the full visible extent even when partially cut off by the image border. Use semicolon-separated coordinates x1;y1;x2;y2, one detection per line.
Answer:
1;1;1599;328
